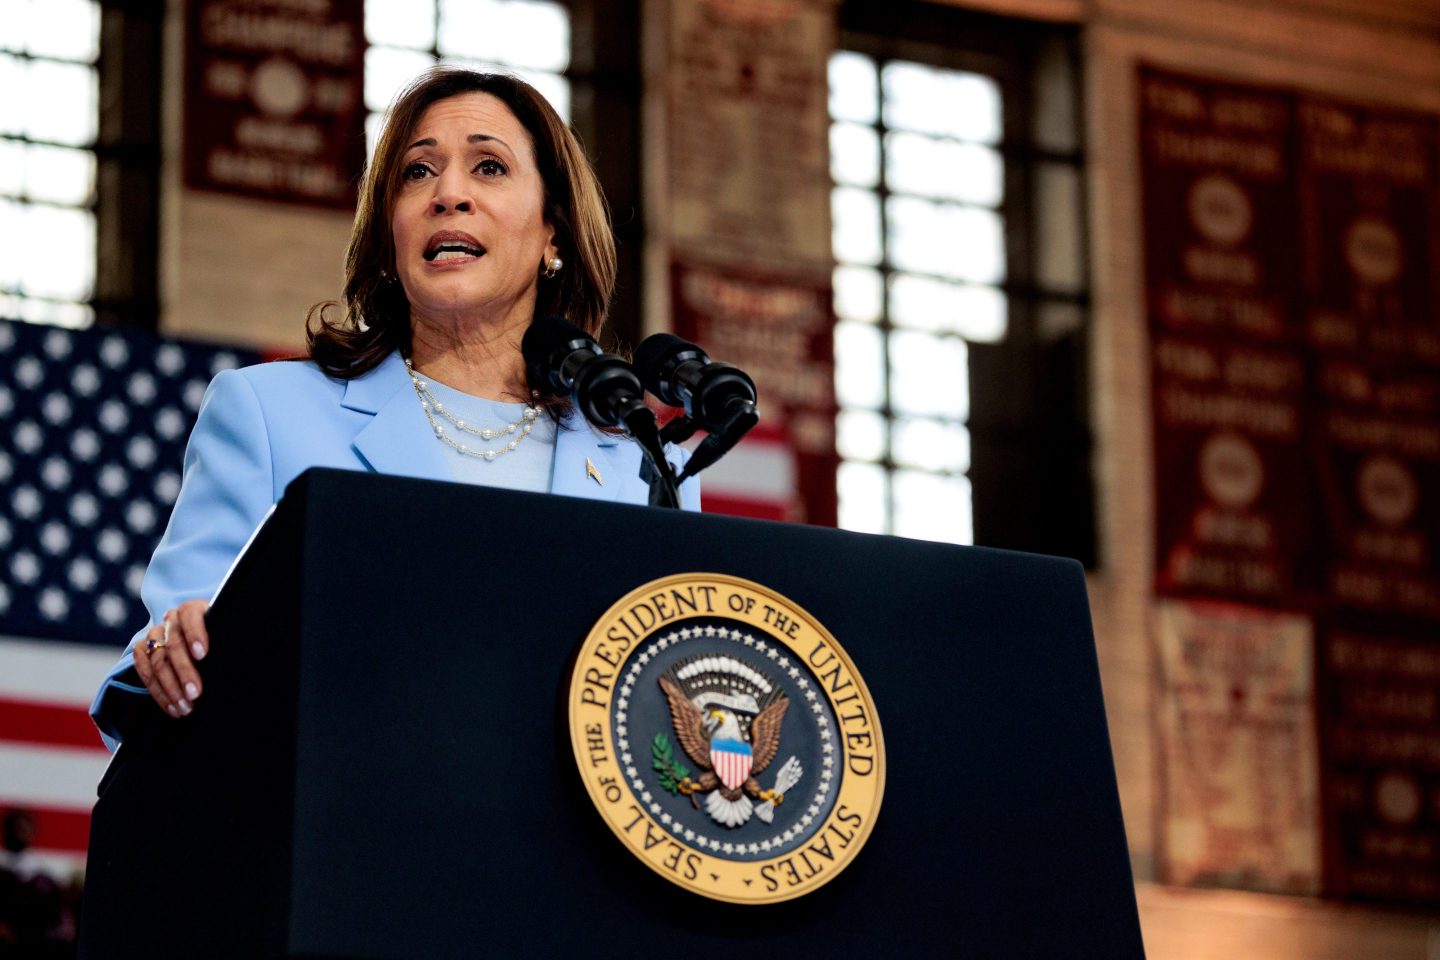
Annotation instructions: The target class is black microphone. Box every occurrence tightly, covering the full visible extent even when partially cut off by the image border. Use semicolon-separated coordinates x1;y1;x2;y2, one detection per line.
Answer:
633;333;758;430
521;315;681;507
522;315;648;432
633;333;759;479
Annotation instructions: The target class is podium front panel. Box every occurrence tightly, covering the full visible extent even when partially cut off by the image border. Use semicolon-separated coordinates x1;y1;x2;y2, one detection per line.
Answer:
84;469;1143;959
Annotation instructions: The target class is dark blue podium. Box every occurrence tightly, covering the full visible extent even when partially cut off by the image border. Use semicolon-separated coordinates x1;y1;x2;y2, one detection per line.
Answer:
80;468;1143;958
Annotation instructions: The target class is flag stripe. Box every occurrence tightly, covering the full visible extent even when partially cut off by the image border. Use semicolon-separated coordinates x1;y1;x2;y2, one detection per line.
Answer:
694;440;795;498
702;493;788;521
24;849;88;880
0;742;110;811
0;636;121;705
0;698;104;751
0;805;94;855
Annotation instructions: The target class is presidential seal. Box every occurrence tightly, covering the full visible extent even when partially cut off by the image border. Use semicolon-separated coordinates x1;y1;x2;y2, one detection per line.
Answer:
568;573;885;904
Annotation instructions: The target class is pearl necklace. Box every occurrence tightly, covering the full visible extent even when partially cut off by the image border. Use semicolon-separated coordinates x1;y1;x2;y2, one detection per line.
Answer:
404;358;540;461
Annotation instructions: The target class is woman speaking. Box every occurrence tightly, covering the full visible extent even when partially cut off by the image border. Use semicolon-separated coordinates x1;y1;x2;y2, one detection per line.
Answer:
90;68;698;746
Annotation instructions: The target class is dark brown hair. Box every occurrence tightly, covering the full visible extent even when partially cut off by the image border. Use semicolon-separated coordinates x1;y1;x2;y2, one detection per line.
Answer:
306;68;617;385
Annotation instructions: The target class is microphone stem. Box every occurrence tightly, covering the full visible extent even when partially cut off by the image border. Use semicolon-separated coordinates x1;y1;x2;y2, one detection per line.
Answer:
677;401;758;481
619;402;681;509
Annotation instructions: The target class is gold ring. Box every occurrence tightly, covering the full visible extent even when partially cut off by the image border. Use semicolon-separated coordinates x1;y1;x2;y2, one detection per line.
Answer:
146;635;169;655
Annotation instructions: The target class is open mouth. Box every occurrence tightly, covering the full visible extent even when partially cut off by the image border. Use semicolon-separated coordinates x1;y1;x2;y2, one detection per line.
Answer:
423;232;486;262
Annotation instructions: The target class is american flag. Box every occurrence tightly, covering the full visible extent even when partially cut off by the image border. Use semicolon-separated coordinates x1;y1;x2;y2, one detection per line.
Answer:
0;317;260;873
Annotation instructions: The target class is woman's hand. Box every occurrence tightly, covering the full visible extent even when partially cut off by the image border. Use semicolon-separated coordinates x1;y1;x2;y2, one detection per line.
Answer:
133;599;211;719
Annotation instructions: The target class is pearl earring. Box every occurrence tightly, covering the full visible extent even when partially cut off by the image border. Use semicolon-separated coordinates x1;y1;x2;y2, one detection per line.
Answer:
542;257;563;279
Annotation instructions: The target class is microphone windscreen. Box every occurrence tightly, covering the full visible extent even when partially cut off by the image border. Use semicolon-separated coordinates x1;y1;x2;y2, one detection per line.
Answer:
633;332;697;400
521;314;592;370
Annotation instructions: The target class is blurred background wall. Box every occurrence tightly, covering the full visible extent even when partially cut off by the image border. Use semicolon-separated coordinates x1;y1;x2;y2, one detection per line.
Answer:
2;0;1439;955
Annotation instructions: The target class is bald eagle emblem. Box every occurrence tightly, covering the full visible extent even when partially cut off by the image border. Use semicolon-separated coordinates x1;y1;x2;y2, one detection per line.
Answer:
655;655;803;828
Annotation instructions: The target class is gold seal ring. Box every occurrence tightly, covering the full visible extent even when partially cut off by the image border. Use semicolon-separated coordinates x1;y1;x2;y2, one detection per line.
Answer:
568;572;886;904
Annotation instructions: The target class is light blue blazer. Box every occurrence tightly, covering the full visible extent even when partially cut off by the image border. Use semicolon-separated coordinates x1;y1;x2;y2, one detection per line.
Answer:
90;351;698;747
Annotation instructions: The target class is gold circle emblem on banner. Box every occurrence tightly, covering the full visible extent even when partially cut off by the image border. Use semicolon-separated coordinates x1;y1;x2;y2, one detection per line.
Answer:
567;573;885;904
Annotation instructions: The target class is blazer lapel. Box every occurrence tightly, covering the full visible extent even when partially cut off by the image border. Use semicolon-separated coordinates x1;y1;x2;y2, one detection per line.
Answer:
343;352;450;481
550;411;626;503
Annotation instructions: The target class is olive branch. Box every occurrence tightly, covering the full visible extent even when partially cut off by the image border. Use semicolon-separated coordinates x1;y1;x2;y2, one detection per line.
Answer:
652;732;691;794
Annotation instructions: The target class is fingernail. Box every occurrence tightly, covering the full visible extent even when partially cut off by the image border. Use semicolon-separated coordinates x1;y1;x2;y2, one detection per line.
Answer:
192;642;205;660
185;682;199;700
178;698;192;714
166;705;179;718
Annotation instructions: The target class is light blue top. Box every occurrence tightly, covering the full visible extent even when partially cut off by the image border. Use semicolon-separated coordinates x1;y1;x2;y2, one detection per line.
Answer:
89;350;699;748
418;375;557;493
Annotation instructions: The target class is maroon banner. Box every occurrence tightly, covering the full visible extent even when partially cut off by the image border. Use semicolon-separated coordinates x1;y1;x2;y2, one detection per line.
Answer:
1320;622;1440;906
670;260;837;527
1298;99;1440;365
1152;334;1312;602
1139;68;1297;343
1316;362;1440;621
1140;64;1440;910
184;0;365;208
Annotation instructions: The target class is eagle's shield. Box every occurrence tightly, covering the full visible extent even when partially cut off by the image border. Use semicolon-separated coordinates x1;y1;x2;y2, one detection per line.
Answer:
710;738;753;791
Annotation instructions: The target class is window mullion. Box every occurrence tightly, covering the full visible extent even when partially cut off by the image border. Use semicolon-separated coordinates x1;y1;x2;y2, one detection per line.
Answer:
874;56;896;536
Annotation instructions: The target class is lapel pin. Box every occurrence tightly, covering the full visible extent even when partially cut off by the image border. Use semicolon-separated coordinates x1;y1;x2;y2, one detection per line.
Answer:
586;456;603;486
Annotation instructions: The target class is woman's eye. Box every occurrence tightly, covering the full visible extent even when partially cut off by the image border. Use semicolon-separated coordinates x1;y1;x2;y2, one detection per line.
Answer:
402;162;431;181
476;158;507;176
